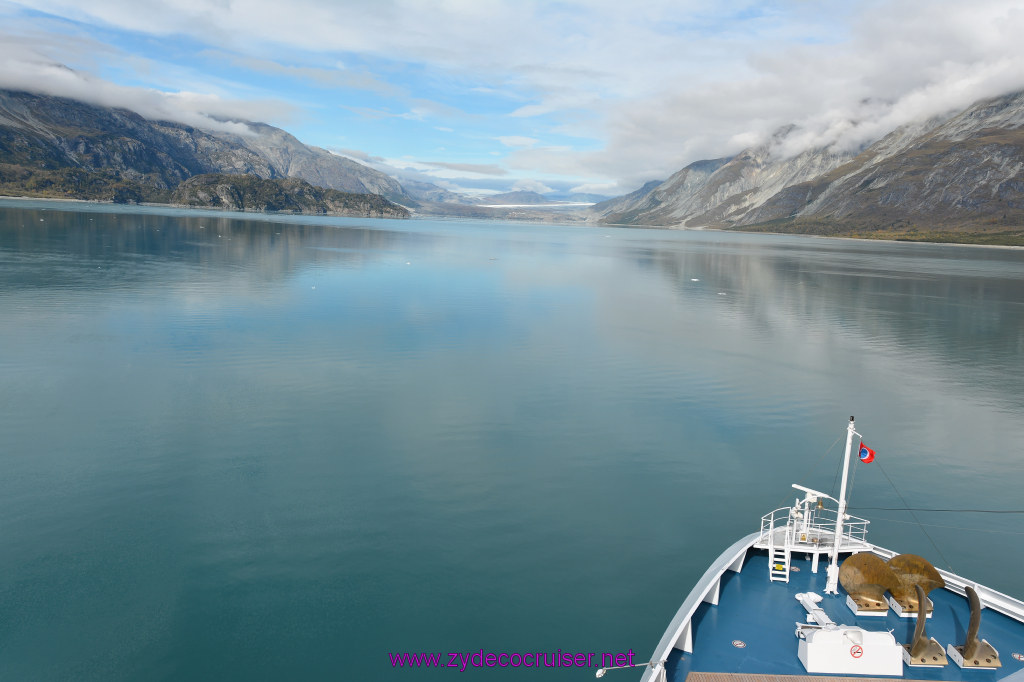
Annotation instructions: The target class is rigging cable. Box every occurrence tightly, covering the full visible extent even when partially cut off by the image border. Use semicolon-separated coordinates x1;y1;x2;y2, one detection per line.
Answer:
852;507;1024;513
864;516;1024;535
873;458;955;572
846;450;860;510
829;437;845;500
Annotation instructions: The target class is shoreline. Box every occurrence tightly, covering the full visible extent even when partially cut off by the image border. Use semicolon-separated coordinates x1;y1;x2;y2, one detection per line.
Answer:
3;194;1022;249
0;194;408;220
591;219;1024;250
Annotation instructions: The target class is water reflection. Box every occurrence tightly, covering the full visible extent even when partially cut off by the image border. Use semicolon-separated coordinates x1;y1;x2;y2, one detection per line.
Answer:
630;236;1024;411
0;201;437;291
3;201;1022;421
3;200;1021;422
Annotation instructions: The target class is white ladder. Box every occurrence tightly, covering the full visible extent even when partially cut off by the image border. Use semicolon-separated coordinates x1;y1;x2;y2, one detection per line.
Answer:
769;527;792;583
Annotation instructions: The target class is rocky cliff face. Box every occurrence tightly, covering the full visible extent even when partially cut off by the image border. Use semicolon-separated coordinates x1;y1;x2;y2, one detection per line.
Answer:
170;174;410;218
591;90;1024;234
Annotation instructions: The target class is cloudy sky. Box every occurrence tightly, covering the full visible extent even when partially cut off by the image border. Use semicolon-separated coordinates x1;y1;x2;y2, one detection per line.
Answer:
3;0;1024;197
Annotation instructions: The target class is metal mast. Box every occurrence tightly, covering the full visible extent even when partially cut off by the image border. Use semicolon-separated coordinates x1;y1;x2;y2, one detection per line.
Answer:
825;416;857;594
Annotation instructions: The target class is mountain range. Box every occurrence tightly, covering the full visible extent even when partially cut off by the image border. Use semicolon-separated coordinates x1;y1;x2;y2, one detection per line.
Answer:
589;91;1024;243
0;88;601;221
2;86;1024;243
0;89;441;209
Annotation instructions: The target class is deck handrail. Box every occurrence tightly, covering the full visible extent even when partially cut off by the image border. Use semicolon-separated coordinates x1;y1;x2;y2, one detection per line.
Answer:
759;503;870;547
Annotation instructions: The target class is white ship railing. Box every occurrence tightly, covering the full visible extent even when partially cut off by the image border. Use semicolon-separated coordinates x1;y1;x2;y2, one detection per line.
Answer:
868;545;1024;623
758;503;869;551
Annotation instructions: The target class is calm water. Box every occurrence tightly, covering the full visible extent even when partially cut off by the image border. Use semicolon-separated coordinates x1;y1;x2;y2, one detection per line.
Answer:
1;199;1023;681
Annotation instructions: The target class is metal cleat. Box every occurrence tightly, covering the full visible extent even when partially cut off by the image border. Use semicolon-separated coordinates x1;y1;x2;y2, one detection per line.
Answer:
903;584;948;667
947;586;1002;669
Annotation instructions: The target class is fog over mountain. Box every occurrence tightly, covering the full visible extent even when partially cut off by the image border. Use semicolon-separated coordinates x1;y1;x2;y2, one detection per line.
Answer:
0;89;446;208
589;89;1024;240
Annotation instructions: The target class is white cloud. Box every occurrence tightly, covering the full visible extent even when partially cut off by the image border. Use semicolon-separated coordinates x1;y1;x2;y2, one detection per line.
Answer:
479;0;1024;192
422;161;508;176
4;0;1024;194
220;54;400;96
570;182;618;195
497;135;538;148
511;178;553;194
0;32;293;132
594;0;1024;186
329;148;584;197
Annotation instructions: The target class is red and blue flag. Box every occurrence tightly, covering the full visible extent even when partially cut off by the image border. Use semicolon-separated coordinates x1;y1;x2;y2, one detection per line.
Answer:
858;442;875;463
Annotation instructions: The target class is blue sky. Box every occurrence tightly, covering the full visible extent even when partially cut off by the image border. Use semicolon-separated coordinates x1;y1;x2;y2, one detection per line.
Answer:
2;0;1024;197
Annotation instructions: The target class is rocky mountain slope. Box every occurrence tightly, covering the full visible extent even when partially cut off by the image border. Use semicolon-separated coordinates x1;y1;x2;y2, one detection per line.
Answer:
209;122;412;203
0;89;417;206
742;92;1024;230
590;134;856;227
591;91;1024;241
170;174;409;217
0;90;271;198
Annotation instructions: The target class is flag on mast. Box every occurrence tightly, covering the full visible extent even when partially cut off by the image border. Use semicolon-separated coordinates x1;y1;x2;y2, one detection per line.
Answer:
858;442;875;463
